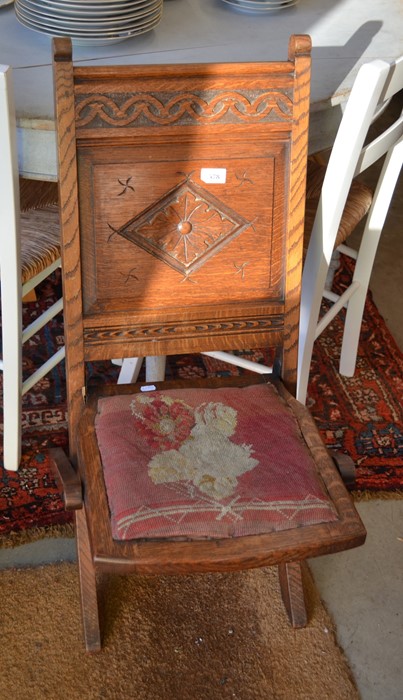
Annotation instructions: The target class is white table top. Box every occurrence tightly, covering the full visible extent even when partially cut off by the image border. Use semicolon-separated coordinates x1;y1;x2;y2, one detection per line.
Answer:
1;0;402;179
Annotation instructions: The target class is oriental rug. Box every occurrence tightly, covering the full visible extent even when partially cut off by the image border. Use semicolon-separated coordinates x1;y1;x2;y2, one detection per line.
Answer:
1;255;402;546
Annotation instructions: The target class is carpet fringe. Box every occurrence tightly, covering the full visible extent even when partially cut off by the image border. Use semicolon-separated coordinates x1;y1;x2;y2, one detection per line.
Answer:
352;489;403;501
0;522;74;549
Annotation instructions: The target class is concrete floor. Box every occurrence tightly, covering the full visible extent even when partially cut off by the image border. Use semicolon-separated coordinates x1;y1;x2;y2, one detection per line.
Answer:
1;106;402;699
311;500;403;700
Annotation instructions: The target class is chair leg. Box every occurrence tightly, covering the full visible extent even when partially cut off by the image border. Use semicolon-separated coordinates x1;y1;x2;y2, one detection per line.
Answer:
75;507;101;653
278;561;308;628
116;357;144;384
1;275;23;471
1;360;22;471
145;355;167;382
297;244;331;405
338;275;368;377
115;356;167;384
331;450;356;489
340;140;403;377
339;223;387;377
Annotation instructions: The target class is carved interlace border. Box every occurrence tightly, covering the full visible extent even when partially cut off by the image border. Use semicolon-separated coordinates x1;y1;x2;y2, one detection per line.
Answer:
75;90;293;128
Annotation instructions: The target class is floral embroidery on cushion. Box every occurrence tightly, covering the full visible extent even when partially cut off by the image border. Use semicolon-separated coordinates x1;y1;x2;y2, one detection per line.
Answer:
130;394;194;450
96;385;340;540
130;395;259;500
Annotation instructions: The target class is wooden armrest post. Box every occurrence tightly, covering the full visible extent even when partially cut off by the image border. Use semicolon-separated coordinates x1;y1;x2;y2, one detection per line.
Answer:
329;450;356;489
48;447;83;510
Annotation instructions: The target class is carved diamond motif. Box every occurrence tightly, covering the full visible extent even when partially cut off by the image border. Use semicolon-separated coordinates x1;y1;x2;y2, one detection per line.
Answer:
117;180;251;275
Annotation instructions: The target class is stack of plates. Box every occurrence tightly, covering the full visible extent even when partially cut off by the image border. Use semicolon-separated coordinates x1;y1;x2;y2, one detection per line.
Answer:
221;0;298;12
15;0;163;46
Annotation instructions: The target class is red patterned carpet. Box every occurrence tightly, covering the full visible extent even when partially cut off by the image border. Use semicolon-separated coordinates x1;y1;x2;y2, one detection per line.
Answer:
1;258;402;542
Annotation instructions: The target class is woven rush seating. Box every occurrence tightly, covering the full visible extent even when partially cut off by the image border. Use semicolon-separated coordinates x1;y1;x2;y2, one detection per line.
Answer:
304;158;373;252
19;204;60;285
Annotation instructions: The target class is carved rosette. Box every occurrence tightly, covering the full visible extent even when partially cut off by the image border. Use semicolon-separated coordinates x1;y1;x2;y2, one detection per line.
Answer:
116;180;251;275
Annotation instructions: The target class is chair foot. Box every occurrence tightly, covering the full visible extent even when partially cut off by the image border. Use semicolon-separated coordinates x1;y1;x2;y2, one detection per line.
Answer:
330;450;356;489
75;508;102;652
278;561;308;628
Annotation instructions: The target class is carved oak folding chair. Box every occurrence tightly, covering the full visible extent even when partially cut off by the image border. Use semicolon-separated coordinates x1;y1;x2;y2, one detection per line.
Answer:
51;35;366;652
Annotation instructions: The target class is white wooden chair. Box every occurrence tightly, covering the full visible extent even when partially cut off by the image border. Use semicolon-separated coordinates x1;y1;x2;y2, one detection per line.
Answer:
0;65;65;471
297;56;403;405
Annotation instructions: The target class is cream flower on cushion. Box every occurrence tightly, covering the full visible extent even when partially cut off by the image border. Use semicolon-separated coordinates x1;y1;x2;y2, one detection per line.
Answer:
148;399;258;500
194;401;237;437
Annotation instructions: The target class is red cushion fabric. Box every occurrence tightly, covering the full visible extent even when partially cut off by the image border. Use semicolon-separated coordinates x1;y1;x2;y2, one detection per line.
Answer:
95;383;338;540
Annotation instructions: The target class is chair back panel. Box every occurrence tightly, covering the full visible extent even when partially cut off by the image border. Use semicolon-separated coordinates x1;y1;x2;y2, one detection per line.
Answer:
53;37;311;411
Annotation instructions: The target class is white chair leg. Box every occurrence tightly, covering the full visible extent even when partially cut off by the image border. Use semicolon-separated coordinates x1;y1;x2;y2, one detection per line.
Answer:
297;307;320;406
115;356;167;384
1;275;23;471
145;356;166;382
0;66;23;471
2;379;22;472
297;211;333;405
340;139;403;376
116;357;144;385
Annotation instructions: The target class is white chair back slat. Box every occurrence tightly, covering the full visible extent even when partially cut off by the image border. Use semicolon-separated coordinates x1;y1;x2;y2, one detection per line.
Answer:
0;65;64;471
0;66;21;280
355;114;403;175
0;66;24;470
380;55;403;102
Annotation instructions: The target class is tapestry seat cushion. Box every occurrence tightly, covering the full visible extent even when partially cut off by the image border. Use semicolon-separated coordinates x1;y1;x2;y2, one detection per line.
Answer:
94;383;339;541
